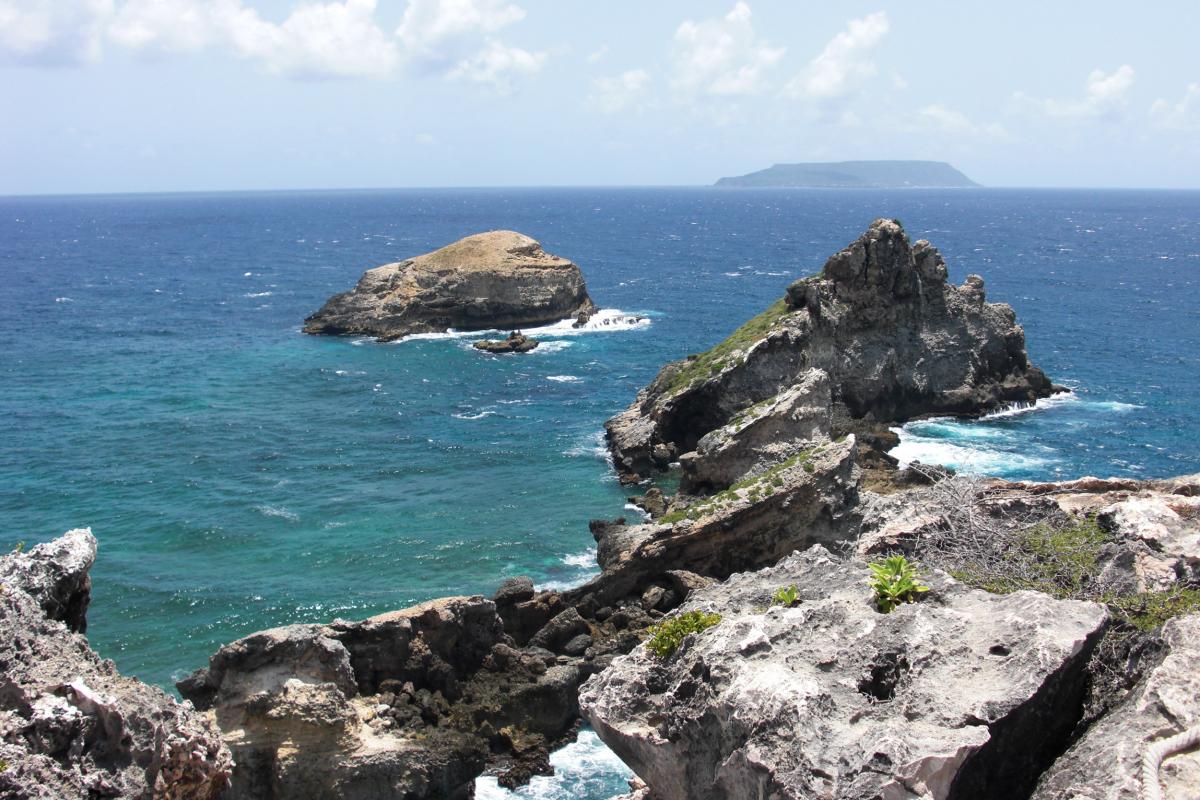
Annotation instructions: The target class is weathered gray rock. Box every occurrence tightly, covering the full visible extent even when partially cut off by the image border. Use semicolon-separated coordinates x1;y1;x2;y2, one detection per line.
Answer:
1033;614;1200;800
0;531;232;800
679;367;832;491
304;230;596;340
607;219;1054;480
581;438;860;606
580;546;1109;800
178;596;505;799
0;527;95;632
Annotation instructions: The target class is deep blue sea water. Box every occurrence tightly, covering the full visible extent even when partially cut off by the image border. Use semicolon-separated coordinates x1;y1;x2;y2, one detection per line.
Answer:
2;187;1199;797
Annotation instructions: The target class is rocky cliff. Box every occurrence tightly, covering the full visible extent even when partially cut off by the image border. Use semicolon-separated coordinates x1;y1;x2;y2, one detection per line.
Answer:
606;219;1055;483
303;230;597;341
0;530;232;799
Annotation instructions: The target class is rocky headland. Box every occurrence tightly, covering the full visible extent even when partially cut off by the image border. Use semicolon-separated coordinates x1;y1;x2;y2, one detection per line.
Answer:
303;230;597;341
9;220;1196;799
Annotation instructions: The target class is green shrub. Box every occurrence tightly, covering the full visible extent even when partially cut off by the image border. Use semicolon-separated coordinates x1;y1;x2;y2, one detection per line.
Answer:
646;610;722;659
772;584;800;607
665;299;792;395
869;556;929;612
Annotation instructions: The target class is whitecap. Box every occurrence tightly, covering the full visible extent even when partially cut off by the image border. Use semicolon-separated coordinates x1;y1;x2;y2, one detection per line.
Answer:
531;341;573;354
518;309;652;337
254;505;300;522
54;296;73;303
452;410;496;420
889;432;1052;477
244;291;273;298
561;548;597;569
563;431;608;460
243;272;252;277
546;375;580;383
475;728;632;800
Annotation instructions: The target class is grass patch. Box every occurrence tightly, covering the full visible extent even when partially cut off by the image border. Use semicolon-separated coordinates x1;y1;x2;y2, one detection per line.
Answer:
1106;588;1200;631
665;298;792;395
646;610;722;660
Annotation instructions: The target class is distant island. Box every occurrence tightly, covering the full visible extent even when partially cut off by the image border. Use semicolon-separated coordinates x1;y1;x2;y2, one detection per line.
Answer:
715;160;979;188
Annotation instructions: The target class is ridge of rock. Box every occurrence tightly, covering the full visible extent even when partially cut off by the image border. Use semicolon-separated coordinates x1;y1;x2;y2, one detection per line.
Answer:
303;230;597;341
606;219;1055;482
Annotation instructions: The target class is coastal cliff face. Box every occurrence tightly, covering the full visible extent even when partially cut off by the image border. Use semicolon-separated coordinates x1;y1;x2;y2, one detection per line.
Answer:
303;230;597;340
0;530;232;800
606;219;1054;482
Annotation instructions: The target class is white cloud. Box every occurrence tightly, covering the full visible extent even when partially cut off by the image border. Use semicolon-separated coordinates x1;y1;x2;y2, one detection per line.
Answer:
0;0;113;65
414;132;436;145
916;104;1006;138
396;0;542;90
1151;83;1200;131
587;68;650;114
784;11;888;101
670;2;784;98
107;0;397;78
447;38;543;91
1016;65;1135;119
586;44;608;63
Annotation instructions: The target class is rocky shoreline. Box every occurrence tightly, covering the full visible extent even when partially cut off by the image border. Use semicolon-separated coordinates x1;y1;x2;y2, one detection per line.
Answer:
3;221;1196;799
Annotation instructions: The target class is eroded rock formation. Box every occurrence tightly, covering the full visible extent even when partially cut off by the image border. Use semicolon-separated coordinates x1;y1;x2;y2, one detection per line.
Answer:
303;230;597;341
580;546;1110;800
606;219;1055;482
0;530;232;800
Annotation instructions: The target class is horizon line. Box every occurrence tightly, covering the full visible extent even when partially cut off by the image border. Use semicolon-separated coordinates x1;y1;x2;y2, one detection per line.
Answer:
4;183;1200;200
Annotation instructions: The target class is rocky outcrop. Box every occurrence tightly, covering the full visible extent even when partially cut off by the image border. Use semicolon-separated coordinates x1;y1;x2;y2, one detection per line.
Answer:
1032;614;1200;800
0;530;232;800
303;231;597;341
581;546;1109;800
0;528;95;633
579;437;860;606
473;331;540;353
606;219;1055;481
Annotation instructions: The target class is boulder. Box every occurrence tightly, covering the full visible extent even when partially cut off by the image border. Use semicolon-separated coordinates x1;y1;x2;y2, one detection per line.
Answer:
1033;614;1200;800
606;219;1054;480
580;546;1109;800
0;531;232;800
303;231;596;341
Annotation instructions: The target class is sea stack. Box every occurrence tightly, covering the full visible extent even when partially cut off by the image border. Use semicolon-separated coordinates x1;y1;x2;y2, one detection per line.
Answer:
605;218;1057;482
303;230;597;341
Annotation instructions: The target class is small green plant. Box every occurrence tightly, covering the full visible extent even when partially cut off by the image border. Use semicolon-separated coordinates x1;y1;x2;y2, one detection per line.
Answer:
12;541;24;553
772;584;800;607
1106;588;1200;631
869;556;929;612
646;610;722;660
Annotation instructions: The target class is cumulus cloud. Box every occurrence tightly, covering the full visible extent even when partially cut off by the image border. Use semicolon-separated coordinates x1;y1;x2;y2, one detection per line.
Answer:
1150;83;1200;131
395;0;542;89
587;68;650;114
447;39;543;91
1016;65;1135;119
0;0;542;86
670;2;785;97
784;11;888;101
0;0;113;65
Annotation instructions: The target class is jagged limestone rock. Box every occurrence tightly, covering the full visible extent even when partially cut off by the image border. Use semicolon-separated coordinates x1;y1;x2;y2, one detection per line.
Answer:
580;546;1108;800
607;219;1054;481
0;530;232;800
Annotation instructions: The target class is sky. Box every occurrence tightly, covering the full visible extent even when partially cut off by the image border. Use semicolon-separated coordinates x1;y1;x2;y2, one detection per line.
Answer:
1;0;1199;194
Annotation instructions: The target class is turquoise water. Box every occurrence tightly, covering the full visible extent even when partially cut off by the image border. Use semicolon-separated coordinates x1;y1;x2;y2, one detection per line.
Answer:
2;187;1199;795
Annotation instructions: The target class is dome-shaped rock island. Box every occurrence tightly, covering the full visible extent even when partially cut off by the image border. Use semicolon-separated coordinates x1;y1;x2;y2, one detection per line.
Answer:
303;230;597;341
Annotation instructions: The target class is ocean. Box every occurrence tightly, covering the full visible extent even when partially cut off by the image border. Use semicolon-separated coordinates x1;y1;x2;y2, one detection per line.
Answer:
2;187;1198;798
